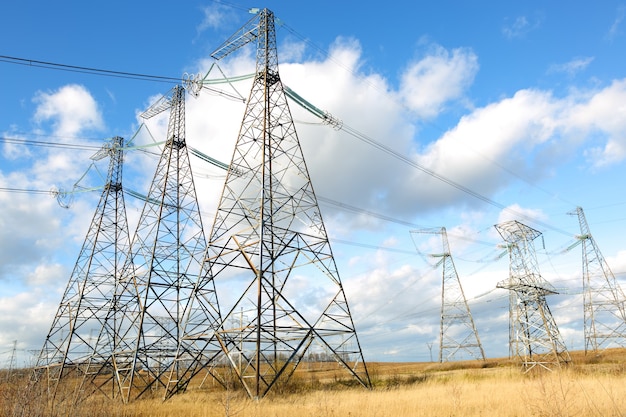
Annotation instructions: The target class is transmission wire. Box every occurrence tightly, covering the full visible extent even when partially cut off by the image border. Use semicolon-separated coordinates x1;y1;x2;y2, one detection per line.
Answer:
0;53;590;237
0;55;180;84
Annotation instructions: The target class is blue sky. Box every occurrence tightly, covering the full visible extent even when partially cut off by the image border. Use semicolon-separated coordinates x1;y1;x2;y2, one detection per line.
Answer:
2;1;626;366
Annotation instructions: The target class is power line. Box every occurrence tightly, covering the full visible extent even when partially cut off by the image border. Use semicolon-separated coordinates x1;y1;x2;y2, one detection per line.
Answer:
2;132;498;247
331;238;417;256
1;136;102;151
0;55;181;84
0;54;583;237
0;183;426;257
276;17;577;209
337;123;574;237
0;187;50;195
207;0;250;12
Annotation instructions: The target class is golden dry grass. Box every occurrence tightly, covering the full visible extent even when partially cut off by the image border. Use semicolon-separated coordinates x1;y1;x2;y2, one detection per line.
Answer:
4;350;626;417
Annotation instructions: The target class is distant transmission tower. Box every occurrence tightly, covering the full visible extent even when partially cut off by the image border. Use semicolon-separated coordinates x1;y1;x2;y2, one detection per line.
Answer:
169;8;370;399
5;340;17;382
83;85;222;402
34;136;130;403
568;206;626;353
412;228;485;362
495;220;570;371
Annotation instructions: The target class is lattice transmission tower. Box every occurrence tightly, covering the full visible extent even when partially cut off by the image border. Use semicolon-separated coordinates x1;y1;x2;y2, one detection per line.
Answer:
568;206;626;353
33;136;130;404
412;228;485;362
167;8;370;399
82;85;222;402
495;220;570;371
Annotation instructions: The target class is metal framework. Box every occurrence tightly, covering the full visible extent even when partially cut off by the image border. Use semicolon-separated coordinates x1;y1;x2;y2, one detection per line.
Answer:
495;220;570;371
568;206;626;352
169;8;370;399
412;228;485;362
82;85;222;402
33;136;130;404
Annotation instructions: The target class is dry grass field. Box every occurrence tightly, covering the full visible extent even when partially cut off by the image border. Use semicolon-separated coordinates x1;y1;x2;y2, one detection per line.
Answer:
3;349;626;417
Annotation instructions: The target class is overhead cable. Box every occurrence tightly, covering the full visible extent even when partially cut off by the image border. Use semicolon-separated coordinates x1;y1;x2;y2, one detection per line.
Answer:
337;124;573;237
0;55;180;84
0;187;51;195
2;54;575;237
1;136;102;151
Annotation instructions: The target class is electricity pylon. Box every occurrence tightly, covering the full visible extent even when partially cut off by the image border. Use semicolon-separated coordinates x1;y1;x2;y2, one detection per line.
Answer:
495;220;570;371
568;206;626;353
412;228;485;362
84;85;221;402
34;136;130;404
169;8;370;399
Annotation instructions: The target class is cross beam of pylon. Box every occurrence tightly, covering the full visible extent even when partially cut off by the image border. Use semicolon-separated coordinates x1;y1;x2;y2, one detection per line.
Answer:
568;206;626;353
495;220;570;371
33;136;130;406
169;8;370;399
412;227;485;362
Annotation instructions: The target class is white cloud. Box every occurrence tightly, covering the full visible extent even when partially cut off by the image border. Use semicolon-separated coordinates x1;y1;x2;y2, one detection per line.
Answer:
504;16;529;38
399;45;478;119
179;40;626;227
606;5;626;40
1;131;32;160
502;14;543;39
496;203;547;225
0;175;64;280
25;263;67;287
566;79;626;168
33;84;103;137
195;3;244;35
0;289;59;366
548;57;594;77
606;249;626;276
278;38;307;63
0;86;111;289
197;5;225;32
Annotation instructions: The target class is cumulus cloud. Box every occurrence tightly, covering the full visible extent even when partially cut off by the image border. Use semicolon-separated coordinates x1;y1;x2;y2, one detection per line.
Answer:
412;89;562;206
33;84;103;137
0;174;64;280
176;38;626;230
0;290;60;364
25;263;67;287
496;203;547;225
344;253;440;359
1;131;32;160
399;45;478;119
566;79;626;168
606;250;626;277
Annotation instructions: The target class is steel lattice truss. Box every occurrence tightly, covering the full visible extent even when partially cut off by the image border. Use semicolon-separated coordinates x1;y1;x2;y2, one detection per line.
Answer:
413;228;485;362
33;136;130;404
82;86;222;402
168;8;370;399
570;206;626;352
495;221;570;371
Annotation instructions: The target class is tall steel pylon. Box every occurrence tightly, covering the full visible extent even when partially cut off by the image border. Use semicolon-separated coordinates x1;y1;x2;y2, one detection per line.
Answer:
33;136;130;404
83;85;221;402
412;228;485;362
495;220;570;371
169;8;370;399
568;206;626;353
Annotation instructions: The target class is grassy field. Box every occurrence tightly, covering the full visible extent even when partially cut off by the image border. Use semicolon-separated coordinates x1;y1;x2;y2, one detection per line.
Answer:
3;349;626;416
